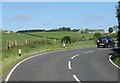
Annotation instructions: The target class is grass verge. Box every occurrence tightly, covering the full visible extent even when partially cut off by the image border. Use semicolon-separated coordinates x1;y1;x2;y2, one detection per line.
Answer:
114;57;120;67
113;51;120;67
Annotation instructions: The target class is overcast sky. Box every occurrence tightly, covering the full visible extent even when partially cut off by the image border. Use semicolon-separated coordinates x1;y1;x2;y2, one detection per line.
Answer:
2;2;118;32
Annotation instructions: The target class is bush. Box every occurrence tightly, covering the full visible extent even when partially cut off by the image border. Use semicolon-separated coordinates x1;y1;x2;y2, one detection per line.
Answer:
61;36;71;43
89;38;94;40
28;39;53;48
70;35;79;43
110;33;117;38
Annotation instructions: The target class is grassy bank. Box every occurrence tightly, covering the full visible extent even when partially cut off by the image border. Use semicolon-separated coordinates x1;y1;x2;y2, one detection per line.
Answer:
114;57;120;67
113;52;120;67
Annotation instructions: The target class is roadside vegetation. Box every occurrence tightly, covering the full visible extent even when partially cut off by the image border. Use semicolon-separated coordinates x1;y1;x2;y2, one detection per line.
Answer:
113;48;120;67
113;1;120;67
114;56;120;67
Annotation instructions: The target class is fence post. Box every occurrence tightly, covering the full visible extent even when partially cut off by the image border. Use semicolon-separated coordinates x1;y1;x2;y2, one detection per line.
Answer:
15;40;17;46
25;40;28;44
7;40;11;49
54;39;56;44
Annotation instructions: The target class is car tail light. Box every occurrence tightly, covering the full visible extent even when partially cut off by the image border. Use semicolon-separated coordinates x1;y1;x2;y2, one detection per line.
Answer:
106;39;108;43
97;40;99;42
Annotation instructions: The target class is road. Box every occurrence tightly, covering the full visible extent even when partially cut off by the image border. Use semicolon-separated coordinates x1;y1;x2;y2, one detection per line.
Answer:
5;47;119;83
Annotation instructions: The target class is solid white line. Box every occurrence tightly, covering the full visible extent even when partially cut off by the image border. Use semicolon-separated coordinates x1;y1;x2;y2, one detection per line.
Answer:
73;75;81;83
5;50;65;81
68;61;72;70
83;50;94;54
71;54;79;60
5;54;41;81
109;55;120;69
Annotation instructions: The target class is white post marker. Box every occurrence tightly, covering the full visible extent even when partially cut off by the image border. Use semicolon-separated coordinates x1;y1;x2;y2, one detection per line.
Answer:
18;48;21;56
63;42;66;48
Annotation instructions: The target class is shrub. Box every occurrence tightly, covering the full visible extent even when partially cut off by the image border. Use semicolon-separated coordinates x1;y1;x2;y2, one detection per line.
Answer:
89;38;94;40
61;36;71;43
70;35;79;43
110;33;117;38
28;39;53;48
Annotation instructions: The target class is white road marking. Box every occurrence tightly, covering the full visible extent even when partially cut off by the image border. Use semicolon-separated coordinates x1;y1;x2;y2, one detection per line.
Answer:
68;61;72;70
5;49;68;81
71;54;79;60
5;55;36;81
68;54;81;83
73;75;81;83
83;50;94;54
109;55;120;69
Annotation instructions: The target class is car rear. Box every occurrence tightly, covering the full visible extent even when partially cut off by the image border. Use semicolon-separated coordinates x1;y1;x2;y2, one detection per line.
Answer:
97;37;108;48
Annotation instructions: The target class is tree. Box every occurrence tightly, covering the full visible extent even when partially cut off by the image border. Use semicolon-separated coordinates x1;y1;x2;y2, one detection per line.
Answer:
116;1;120;47
113;25;118;32
61;36;71;43
85;28;89;33
108;27;113;33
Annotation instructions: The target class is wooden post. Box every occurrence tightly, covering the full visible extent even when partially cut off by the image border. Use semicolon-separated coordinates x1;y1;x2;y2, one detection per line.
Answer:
7;40;11;49
25;40;28;44
54;39;56;44
15;40;17;46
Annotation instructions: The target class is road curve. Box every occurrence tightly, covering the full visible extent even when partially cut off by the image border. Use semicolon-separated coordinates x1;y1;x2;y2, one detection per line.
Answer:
5;48;119;82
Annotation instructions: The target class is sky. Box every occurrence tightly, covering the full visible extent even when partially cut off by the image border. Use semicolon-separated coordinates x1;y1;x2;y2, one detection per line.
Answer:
2;2;118;32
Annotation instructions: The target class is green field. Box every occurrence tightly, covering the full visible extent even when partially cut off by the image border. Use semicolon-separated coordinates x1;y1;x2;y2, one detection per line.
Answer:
2;31;96;77
27;32;94;39
2;32;95;50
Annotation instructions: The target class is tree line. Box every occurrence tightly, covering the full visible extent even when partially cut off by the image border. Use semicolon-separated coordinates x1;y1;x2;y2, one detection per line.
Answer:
17;27;73;33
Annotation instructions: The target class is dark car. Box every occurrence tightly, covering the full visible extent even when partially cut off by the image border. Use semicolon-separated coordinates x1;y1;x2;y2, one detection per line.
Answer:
97;36;115;48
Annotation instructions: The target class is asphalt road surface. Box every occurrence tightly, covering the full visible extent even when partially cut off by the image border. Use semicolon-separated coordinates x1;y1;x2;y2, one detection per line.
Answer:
5;47;119;83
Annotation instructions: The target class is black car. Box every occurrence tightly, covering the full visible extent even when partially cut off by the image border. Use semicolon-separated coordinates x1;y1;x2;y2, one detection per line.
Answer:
97;36;115;48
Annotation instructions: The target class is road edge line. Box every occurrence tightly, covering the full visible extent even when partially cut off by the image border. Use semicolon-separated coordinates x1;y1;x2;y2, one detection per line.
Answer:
109;55;120;69
5;50;64;81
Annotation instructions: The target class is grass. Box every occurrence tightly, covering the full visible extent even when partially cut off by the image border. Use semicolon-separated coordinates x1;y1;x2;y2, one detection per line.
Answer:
0;52;2;78
114;57;120;67
2;32;96;77
113;51;120;67
26;32;94;40
2;33;46;50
